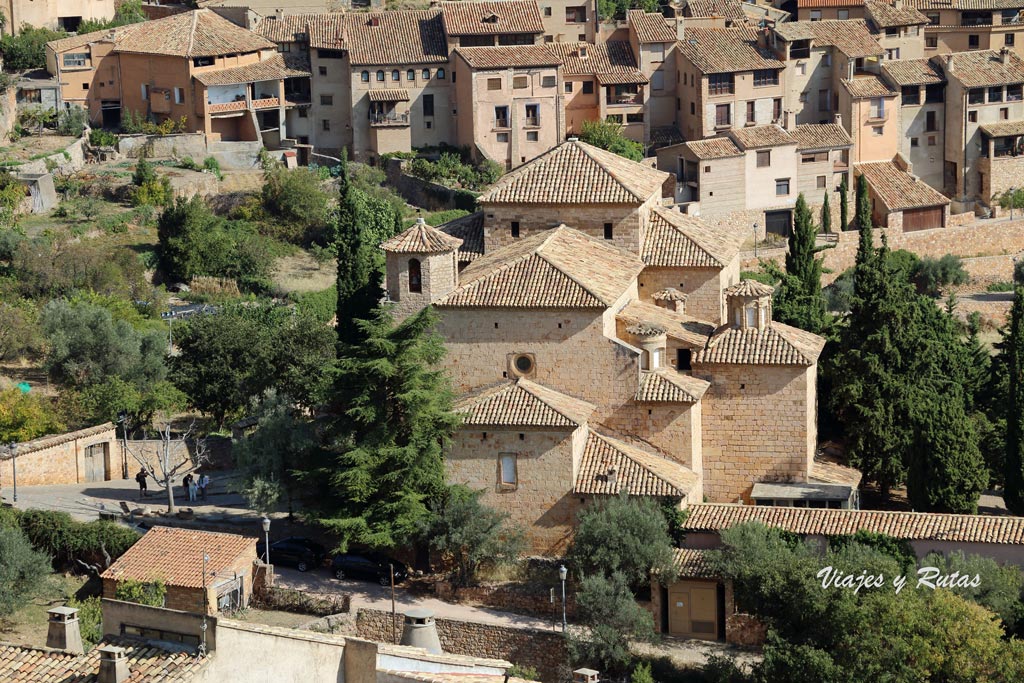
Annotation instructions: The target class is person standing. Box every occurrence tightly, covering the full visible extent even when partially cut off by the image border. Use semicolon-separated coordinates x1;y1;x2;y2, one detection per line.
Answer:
135;469;148;500
183;472;194;501
188;476;198;502
199;472;210;501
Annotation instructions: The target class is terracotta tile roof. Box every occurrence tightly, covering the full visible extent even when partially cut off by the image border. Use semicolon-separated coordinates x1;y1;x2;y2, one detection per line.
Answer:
253;13;316;43
908;0;1024;9
856;160;950;211
440;0;544;35
652;287;687;302
695;321;827;365
810;454;864;487
547;41;646;84
684;0;748;23
681;136;743;159
3;423;113;459
650;126;685;145
381;219;463;253
328;11;450;65
454;45;561;68
881;58;946;86
841;73;898;98
643;205;740;268
773;20;884;58
455;378;595;427
792;123;852;151
628;9;678;43
478;140;670;204
685;503;1024;544
935;49;1024;88
617;300;716;348
728;124;797;149
678;27;784;73
438;211;485;262
797;0;863;6
101;526;256;589
725;279;775;297
0;636;207;682
576;430;699;497
114;9;274;57
436;226;644;308
980;120;1024;137
864;0;930;26
47;26;133;54
383;672;536;683
635;368;710;402
193;54;309;86
367;88;411;102
672;548;717;578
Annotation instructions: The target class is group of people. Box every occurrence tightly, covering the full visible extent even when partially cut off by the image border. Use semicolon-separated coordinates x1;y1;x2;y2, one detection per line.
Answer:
134;469;210;502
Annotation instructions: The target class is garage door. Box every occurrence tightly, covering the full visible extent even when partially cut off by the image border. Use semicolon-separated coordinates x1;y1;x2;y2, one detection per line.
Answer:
764;210;792;238
668;581;720;640
902;206;944;232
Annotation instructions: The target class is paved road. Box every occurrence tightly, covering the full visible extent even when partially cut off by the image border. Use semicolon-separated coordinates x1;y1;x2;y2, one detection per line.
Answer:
274;566;559;632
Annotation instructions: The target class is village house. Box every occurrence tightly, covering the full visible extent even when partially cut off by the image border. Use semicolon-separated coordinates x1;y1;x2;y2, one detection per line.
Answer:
101;526;258;615
441;0;545;49
627;10;679;142
905;0;1024;59
380;139;836;553
537;0;597;43
881;57;947;190
45;9;310;146
0;0;116;35
0;422;120;488
675;0;750;29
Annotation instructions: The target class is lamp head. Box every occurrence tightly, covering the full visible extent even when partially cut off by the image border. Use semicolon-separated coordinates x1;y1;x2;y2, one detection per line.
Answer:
261;516;271;533
558;565;568;581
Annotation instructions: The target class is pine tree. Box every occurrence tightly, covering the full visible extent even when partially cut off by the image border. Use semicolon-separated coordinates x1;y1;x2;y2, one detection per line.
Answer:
856;173;872;234
314;305;461;549
821;192;832;234
1005;286;1024;513
839;174;849;231
334;149;380;347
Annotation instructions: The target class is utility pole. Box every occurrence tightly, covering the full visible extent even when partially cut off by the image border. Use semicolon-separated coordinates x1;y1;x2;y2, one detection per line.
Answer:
390;563;397;644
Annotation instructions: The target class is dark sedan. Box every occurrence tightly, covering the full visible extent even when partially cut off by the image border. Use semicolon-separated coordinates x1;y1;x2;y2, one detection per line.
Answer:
331;552;407;586
257;537;327;572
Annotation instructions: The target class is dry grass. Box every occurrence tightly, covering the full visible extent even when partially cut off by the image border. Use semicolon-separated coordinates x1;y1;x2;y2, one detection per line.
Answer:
272;251;337;294
0;135;78;164
228;608;317;629
0;574;91;648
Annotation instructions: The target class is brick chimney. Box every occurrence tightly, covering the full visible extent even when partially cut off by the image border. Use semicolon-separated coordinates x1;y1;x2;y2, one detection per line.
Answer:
46;607;84;655
98;645;130;683
574;669;600;683
652;287;686;314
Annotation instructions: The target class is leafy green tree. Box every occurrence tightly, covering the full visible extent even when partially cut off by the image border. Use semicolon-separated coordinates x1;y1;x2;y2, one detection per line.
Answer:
261;167;331;244
630;662;655;683
307;305;460;550
855;173;872;232
77;0;146;32
77;376;186;433
56;106;88;137
579;118;644;161
426;485;525;587
567;493;677;592
114;578;167;607
0;26;65;71
0;527;52;617
598;0;658;21
0;388;64;443
820;192;832;234
568;572;657;675
913;254;970;297
40;299;167;388
66;596;102;650
0;300;44;361
1005;286;1024;514
923;550;1024;633
769;193;830;335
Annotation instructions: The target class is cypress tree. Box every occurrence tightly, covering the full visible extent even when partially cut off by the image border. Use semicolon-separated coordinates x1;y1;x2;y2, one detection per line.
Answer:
1005;286;1024;513
856;174;872;234
785;194;820;290
334;149;379;348
839;174;849;231
821;191;832;234
773;193;829;334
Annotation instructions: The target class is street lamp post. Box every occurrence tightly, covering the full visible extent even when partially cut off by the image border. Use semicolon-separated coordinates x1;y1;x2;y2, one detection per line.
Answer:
558;565;568;633
261;516;271;566
160;311;174;354
753;223;759;258
116;411;129;479
8;442;17;503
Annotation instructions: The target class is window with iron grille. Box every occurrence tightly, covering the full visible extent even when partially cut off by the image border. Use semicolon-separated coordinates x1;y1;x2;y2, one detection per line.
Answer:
708;73;734;95
753;70;778;87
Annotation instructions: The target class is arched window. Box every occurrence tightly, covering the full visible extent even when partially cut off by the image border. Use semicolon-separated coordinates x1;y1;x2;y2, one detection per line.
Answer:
376;70;385;81
437;68;446;80
409;259;422;293
392;69;400;81
360;70;369;82
407;69;415;81
422;68;431;80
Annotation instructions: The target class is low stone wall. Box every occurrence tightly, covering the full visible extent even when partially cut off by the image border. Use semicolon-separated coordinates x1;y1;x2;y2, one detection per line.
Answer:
0;87;16;142
15;137;86;176
356;608;567;683
434;581;576;619
384;158;478;212
118;133;208;160
257;587;351;617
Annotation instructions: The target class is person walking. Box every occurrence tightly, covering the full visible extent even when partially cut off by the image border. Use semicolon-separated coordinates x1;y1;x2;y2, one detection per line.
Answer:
135;469;148;500
183;472;195;502
199;472;210;501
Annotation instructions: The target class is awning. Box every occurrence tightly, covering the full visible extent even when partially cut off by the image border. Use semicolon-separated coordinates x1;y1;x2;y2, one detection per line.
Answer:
980;120;1024;138
194;54;309;87
367;88;410;102
596;71;648;86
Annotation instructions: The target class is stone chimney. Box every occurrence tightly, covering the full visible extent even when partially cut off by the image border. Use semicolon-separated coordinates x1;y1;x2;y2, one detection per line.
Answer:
626;322;667;370
893;0;903;8
400;609;442;654
98;645;130;683
274;8;284;20
1001;46;1012;63
574;669;600;683
783;109;797;132
607;465;618;487
652;287;686;314
46;606;84;655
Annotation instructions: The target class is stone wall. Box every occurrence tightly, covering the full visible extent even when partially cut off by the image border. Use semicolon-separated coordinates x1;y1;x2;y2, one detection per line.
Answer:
356;609;568;683
385;158;478;212
434;581;576;619
118;133;208;160
638;265;732;326
15;138;86;176
0;86;16;142
0;423;119;486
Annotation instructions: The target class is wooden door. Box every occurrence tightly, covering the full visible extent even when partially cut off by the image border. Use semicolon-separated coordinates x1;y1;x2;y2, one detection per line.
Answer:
83;443;107;482
667;581;720;640
903;206;944;232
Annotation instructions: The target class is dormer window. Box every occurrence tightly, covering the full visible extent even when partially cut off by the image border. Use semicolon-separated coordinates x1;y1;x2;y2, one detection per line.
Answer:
483;12;499;23
369;16;380;26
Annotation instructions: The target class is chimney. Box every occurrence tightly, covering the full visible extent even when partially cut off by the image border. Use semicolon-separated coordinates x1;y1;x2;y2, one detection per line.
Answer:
607;466;618;487
98;645;130;683
893;0;903;8
574;669;600;683
1001;46;1012;63
579;45;588;59
567;136;579;142
400;609;442;654
46;606;84;655
652;287;686;314
783;109;796;133
274;8;284;20
369;15;380;27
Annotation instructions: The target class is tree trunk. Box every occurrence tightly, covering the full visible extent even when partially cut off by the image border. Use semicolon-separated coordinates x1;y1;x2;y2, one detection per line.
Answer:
165;481;177;515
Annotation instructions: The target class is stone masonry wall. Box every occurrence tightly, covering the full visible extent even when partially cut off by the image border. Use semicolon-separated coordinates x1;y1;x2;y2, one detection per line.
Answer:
638;265;729;325
355;608;568;683
447;427;581;555
601;402;702;485
0;424;118;486
483;202;646;255
694;362;814;502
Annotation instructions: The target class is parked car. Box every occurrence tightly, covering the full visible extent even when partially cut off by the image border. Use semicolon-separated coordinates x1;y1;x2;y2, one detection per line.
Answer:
256;537;327;572
331;552;408;586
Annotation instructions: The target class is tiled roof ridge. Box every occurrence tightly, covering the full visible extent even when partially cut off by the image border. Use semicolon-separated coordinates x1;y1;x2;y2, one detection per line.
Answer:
588;427;697;493
2;422;113;459
649;205;731;267
188;9;199;57
576;141;649;202
534;226;615;303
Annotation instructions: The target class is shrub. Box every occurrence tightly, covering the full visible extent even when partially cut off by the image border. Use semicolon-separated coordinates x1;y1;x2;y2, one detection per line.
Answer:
202;156;222;180
580;118;644;161
18;510;139;571
179;157;199;171
507;665;540;681
88;129;118;147
293;285;337;323
988;281;1014;293
1016;259;1024;285
0;527;52;616
114;577;167;607
130;157;173;207
100;213;131;234
56;107;89;137
913;254;969;297
261;167;330;244
67;596;103;649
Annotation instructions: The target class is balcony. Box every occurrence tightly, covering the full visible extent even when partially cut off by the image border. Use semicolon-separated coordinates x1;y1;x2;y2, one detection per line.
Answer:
370;112;410;127
524;116;539;127
209;100;248;114
252;97;280;109
608;93;641;105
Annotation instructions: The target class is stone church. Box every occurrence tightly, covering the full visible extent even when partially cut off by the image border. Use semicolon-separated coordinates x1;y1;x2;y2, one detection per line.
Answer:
381;140;859;554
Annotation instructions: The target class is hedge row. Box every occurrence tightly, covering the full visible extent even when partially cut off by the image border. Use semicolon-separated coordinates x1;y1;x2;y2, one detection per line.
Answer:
0;507;139;570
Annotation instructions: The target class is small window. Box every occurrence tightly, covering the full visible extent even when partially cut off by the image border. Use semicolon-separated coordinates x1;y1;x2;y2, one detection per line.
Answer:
525;103;539;126
690;102;695;114
775;178;790;195
746;307;757;327
63;52;88;68
320;95;333;105
141;84;149;101
926;35;938;48
544;6;552;15
581;80;594;94
911;137;919;147
565;81;573;93
499;454;517;487
542;75;556;87
322;119;330;131
872;125;884;135
494;105;509;127
193;56;214;67
969;34;979;49
837;9;849;19
511;221;520;237
928;135;936;146
969;88;985;104
82;83;89;90
423;94;434;116
488;77;501;90
603;223;613;240
174;87;184;104
753;69;778;87
407;69;416;81
810;9;821;20
408;259;422;293
816;175;826;188
298;109;308;118
756;150;770;167
1002;107;1010;120
746;100;755;123
513;75;528;89
376;70;385;81
715;103;730;126
497;132;509;142
969;111;978;122
437;68;446;79
677;348;692;371
527;131;538;141
319;66;327;76
361;70;370;82
392;69;400;81
1008;33;1016;47
1010;85;1024;101
422;69;431;79
990;86;1004;103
